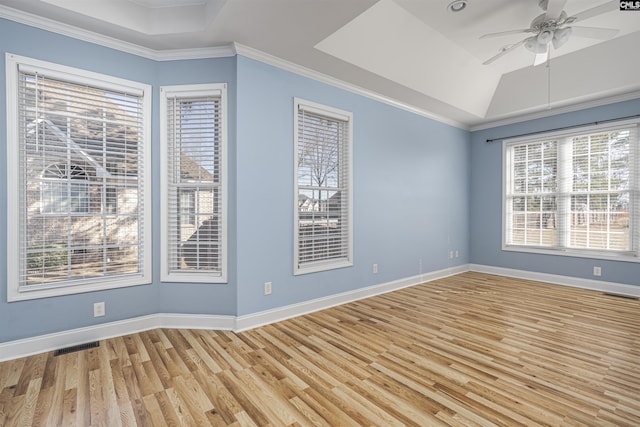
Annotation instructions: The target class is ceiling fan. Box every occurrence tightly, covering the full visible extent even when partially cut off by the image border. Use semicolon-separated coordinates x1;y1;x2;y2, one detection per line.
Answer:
481;0;619;66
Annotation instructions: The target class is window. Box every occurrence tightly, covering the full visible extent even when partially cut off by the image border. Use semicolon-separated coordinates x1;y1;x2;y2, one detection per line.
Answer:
160;84;227;282
503;119;640;261
41;163;89;214
6;53;152;301
294;98;353;274
179;191;196;226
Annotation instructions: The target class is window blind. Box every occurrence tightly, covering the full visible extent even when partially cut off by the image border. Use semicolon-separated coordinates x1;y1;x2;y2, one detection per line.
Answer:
296;102;352;272
18;70;146;289
165;92;223;277
505;121;640;258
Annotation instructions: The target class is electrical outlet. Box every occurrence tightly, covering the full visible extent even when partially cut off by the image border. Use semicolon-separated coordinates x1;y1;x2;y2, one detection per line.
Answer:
593;266;602;277
264;281;272;295
455;250;459;258
93;302;105;317
373;263;378;274
449;250;454;259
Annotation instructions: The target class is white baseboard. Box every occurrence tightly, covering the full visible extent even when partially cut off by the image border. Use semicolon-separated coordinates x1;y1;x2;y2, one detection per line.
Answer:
470;264;640;297
0;313;235;363
5;263;635;362
235;265;469;332
0;265;467;362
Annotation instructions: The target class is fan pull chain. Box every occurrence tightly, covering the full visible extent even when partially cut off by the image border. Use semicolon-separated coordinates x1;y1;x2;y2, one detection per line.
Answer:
546;54;551;109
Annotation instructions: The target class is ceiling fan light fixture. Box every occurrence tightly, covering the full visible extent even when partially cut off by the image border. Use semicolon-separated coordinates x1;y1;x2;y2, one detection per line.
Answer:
525;37;547;54
552;27;572;49
447;0;468;13
537;29;554;44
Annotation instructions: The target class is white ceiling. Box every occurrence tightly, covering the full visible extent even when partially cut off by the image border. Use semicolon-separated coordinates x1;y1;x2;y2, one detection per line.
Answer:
1;0;639;128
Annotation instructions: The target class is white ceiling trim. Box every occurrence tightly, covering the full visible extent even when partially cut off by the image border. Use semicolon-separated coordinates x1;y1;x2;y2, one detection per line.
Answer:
0;4;465;129
4;3;635;132
38;0;228;36
0;5;235;61
234;43;468;130
153;46;235;61
470;89;640;132
0;5;155;59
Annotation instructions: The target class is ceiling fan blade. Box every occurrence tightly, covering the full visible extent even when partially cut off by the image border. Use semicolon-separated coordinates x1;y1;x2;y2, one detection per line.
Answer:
567;1;618;24
545;0;568;20
533;45;549;66
570;26;619;39
480;29;531;39
482;38;528;65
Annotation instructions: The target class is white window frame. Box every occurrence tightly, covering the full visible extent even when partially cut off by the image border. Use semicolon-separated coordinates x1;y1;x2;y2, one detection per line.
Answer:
502;119;640;262
160;83;228;283
294;98;353;275
6;53;152;302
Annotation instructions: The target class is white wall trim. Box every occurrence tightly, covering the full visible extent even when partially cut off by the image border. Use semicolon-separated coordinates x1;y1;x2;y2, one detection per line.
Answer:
469;264;640;297
233;43;467;130
0;5;464;129
470;90;640;132
0;314;235;363
153;46;236;61
2;4;637;131
4;264;636;362
0;266;466;362
0;5;236;61
235;265;469;332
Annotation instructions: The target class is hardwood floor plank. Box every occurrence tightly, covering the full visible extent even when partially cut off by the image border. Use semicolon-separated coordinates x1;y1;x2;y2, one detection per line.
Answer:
1;272;638;426
153;390;183;427
164;385;200;427
191;370;242;425
60;387;77;427
140;394;168;427
289;386;361;426
75;349;92;426
30;379;53;427
216;370;270;426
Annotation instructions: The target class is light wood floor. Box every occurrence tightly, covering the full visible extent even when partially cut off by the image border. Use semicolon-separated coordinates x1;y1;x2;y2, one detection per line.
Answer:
1;272;639;426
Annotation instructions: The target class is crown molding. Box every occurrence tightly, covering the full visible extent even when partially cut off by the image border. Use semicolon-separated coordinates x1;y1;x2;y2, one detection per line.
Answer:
470;89;640;132
0;5;235;61
0;5;157;59
153;45;235;61
234;43;468;130
0;5;464;130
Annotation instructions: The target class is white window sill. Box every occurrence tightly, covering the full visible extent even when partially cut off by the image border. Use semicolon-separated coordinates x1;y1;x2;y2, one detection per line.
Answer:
294;259;353;276
8;275;151;302
502;244;640;263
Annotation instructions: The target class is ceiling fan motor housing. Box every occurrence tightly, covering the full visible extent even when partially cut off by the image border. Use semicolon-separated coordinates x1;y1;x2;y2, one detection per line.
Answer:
525;11;570;53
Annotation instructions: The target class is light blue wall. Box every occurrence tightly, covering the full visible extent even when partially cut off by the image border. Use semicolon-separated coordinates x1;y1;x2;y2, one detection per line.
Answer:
235;56;470;315
9;13;637;346
0;19;238;342
470;98;640;286
155;58;239;315
0;18;471;344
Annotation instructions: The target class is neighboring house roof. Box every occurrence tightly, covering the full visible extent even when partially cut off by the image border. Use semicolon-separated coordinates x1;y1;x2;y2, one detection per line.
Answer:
27;118;112;178
299;191;342;212
180;154;214;182
24;77;141;179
